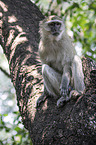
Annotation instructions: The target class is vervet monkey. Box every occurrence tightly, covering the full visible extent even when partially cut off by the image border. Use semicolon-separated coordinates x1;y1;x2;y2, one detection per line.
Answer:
37;15;85;107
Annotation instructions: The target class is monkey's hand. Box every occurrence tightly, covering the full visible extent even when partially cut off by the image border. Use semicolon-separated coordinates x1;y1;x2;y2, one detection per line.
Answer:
60;84;70;99
36;92;47;107
60;87;68;98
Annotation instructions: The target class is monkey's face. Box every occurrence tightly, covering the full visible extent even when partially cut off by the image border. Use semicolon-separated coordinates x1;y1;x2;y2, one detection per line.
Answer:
48;21;61;36
40;16;65;38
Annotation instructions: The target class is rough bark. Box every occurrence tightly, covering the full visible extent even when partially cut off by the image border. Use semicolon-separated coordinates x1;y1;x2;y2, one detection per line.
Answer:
0;0;96;144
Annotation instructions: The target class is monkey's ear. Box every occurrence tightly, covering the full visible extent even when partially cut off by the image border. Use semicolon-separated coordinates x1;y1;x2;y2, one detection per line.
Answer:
39;19;45;27
39;19;50;32
39;17;47;26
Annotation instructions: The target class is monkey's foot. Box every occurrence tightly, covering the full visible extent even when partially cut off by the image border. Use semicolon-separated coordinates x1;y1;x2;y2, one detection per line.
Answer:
70;90;81;100
36;93;47;107
57;95;71;108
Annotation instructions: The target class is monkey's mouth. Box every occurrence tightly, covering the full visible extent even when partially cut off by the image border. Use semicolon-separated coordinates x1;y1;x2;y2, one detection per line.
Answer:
52;32;60;36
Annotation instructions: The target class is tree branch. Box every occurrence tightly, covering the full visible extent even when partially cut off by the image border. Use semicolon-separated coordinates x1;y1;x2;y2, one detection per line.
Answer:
0;66;10;78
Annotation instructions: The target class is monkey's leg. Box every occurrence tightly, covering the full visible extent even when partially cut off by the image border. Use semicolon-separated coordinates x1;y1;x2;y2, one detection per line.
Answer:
36;64;61;107
72;55;85;94
42;64;62;96
36;86;49;107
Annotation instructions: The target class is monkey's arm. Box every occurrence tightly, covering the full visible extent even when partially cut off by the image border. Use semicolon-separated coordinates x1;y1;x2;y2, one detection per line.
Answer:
60;73;70;96
57;64;71;107
60;64;71;96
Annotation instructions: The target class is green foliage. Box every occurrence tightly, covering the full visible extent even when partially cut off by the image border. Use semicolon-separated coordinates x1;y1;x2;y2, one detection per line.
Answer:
34;0;96;60
0;112;32;145
67;1;96;60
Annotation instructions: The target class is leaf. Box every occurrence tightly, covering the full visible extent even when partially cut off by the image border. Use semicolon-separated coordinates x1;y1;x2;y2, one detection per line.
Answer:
14;126;21;132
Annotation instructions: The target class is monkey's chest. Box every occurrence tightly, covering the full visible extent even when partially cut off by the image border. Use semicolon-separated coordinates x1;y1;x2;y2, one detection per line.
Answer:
46;53;63;73
50;61;63;73
45;50;72;74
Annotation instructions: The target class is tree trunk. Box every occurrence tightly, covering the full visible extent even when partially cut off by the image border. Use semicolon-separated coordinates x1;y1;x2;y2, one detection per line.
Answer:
0;0;96;144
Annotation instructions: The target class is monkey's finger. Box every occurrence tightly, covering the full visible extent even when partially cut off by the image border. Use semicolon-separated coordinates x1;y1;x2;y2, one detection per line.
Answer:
60;88;68;96
57;96;66;108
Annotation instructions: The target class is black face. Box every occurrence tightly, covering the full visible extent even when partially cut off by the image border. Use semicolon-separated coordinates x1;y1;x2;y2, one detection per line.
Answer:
48;22;61;36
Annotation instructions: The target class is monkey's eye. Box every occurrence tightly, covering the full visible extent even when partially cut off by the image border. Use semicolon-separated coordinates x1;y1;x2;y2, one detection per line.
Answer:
48;22;55;27
55;22;61;27
56;22;61;25
48;22;61;28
